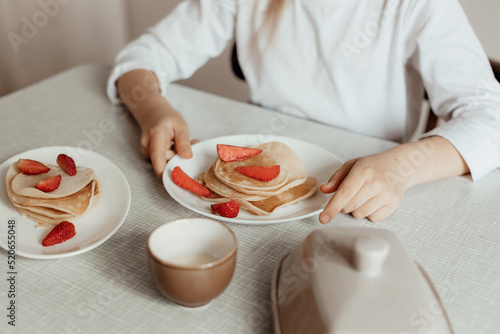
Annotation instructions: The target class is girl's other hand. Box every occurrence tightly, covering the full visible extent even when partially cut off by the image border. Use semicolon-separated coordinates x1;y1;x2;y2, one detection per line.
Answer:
318;137;469;223
319;154;409;223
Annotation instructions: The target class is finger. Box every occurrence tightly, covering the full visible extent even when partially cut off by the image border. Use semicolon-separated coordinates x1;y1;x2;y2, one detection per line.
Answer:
173;125;193;159
140;133;151;159
366;204;398;222
319;173;365;224
320;159;357;194
165;139;199;162
350;196;386;219
150;130;172;178
341;185;379;213
165;149;176;162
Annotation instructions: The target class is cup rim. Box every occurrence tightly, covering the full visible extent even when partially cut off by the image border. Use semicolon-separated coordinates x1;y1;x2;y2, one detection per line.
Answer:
147;217;238;270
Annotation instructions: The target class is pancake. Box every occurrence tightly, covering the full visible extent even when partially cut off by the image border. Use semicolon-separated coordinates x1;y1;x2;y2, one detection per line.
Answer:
214;142;290;192
202;164;268;201
6;162;100;226
9;180;99;216
17;205;75;219
215;142;307;196
193;141;318;217
16;207;71;227
11;164;95;199
196;172;226;202
240;177;318;215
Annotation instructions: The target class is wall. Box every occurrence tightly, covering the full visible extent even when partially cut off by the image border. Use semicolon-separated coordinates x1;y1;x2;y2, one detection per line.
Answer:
0;0;128;96
460;0;500;62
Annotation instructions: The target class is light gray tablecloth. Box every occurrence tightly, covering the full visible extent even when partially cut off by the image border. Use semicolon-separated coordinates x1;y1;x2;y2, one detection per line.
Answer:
0;64;499;334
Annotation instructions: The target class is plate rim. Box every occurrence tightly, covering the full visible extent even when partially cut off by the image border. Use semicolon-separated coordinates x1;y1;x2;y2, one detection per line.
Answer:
0;145;131;259
162;134;342;225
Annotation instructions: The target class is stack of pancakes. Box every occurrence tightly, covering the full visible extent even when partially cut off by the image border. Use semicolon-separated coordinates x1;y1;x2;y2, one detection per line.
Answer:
6;163;100;227
198;142;318;215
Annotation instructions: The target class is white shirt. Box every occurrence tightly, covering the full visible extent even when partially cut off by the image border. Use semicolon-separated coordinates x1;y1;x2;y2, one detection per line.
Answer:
108;0;500;181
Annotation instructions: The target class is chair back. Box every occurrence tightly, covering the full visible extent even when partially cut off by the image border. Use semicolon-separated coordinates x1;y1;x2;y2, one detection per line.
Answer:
231;43;245;81
491;60;500;83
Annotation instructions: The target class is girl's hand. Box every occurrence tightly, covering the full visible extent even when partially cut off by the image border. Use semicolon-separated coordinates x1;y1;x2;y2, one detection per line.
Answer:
116;69;197;178
318;136;470;223
319;154;410;223
139;102;197;178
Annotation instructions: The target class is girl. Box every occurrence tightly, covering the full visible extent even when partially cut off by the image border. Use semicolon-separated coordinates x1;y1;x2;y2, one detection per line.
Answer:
108;0;500;223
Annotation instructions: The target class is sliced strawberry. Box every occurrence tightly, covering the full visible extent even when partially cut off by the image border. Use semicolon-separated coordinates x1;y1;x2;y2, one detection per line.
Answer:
217;144;262;162
17;159;50;175
211;199;239;218
236;165;280;182
42;221;76;247
35;174;62;192
172;166;211;197
57;154;77;176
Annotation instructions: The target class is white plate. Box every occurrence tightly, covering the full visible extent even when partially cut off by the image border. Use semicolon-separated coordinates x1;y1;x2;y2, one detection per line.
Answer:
163;135;343;224
0;146;131;259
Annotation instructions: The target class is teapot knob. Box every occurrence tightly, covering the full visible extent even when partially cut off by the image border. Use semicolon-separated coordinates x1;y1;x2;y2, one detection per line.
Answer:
354;236;390;277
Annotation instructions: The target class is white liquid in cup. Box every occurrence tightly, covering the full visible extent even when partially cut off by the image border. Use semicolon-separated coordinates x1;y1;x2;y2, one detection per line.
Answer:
168;253;219;266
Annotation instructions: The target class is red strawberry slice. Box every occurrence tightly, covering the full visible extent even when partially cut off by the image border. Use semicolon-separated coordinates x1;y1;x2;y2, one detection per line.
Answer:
35;174;62;192
236;165;280;182
42;221;76;247
17;159;50;175
172;166;211;197
217;144;262;162
211;199;239;218
57;154;77;176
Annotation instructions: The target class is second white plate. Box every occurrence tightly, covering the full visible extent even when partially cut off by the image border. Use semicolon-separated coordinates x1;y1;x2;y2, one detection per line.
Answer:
0;146;131;259
163;135;343;224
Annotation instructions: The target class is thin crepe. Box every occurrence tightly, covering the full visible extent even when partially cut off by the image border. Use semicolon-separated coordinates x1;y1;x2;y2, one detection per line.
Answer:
6;163;100;226
11;164;95;199
214;142;307;196
197;141;317;217
201;165;268;201
214;142;290;192
240;177;318;215
200;176;319;216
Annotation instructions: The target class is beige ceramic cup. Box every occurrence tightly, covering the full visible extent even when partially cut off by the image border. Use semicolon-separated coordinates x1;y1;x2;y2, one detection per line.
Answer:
147;217;237;307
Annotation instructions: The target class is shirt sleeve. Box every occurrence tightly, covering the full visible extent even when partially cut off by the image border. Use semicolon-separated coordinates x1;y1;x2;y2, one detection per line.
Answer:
106;0;237;104
405;0;500;181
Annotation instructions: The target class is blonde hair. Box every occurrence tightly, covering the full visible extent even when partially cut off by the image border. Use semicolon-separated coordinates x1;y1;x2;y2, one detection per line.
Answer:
252;0;285;49
247;0;286;66
264;0;286;32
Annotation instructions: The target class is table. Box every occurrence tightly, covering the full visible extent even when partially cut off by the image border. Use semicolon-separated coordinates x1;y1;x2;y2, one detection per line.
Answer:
1;64;499;334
